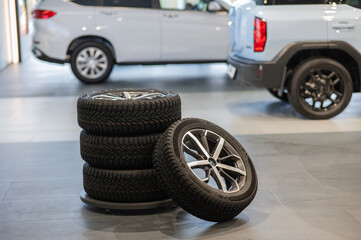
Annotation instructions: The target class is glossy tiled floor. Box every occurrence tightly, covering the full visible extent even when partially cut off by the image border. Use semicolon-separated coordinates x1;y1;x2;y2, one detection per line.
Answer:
0;57;360;239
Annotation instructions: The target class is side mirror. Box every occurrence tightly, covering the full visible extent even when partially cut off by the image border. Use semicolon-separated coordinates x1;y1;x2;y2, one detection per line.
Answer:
208;1;222;12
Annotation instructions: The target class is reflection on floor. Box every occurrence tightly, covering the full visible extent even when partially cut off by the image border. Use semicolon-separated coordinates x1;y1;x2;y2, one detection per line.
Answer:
0;57;360;239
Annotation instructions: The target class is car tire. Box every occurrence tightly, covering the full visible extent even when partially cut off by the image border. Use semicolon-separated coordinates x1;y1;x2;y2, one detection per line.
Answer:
70;41;114;84
83;163;168;203
288;58;353;119
80;130;161;170
77;89;182;135
153;118;258;222
267;88;288;102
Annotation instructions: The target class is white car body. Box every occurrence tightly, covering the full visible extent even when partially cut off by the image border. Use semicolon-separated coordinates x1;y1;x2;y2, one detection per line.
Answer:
32;0;230;65
227;0;361;119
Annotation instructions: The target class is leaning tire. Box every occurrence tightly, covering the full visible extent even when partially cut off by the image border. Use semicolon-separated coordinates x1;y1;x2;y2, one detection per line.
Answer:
80;130;161;170
153;118;258;222
288;58;353;119
267;88;288;102
77;89;182;135
70;41;114;84
83;163;167;203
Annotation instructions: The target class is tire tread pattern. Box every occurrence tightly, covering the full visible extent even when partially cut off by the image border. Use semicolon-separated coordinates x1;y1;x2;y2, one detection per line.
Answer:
80;130;161;169
83;163;168;203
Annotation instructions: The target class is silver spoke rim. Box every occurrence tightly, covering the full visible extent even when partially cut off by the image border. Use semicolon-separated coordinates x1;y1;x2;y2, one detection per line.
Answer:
217;163;246;176
188;160;210;168
181;129;247;193
220;169;240;192
211;166;228;192
212;137;225;160
185;132;210;159
76;47;108;79
91;91;167;101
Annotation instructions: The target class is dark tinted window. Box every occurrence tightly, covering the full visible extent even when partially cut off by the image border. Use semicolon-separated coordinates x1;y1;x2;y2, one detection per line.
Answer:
159;0;209;11
328;0;360;6
99;0;152;8
345;0;361;8
71;0;98;6
259;0;327;4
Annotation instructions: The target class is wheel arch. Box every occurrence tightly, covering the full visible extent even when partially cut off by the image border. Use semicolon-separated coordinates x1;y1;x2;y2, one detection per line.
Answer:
279;42;361;92
67;36;116;62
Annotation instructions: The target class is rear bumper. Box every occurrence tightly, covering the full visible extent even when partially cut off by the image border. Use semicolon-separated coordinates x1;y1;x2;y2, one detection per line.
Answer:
227;53;283;89
32;46;66;64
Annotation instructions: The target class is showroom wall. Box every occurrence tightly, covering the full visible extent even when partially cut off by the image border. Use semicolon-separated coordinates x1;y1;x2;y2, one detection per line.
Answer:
0;0;39;72
0;0;9;71
17;0;39;62
0;0;19;72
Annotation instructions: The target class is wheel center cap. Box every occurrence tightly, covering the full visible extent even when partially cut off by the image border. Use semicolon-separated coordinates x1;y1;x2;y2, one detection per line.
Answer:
208;158;217;166
88;60;96;68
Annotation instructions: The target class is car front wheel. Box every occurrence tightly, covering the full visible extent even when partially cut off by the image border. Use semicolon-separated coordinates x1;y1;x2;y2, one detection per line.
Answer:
70;42;114;84
288;58;353;119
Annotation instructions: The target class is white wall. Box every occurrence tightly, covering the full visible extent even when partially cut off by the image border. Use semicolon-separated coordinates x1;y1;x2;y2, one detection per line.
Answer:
0;0;9;71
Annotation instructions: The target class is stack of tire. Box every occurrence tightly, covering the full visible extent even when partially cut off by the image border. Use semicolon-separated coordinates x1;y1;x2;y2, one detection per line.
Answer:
77;89;181;207
78;88;258;222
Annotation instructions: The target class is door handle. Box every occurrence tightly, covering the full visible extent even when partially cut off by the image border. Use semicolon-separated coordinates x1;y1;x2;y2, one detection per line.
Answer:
332;22;355;30
163;13;179;18
100;11;117;16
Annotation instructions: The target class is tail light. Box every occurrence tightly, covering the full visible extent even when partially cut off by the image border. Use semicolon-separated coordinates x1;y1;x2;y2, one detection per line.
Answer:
32;9;56;19
254;17;267;52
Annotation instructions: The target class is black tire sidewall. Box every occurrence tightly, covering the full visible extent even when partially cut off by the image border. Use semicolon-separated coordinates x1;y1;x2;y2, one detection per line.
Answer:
70;41;114;84
288;58;353;119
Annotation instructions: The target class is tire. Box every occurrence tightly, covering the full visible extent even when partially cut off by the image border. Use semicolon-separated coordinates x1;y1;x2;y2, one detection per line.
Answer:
77;89;182;135
80;130;161;170
153;118;258;222
267;88;288;102
83;163;168;203
288;58;353;119
70;41;114;84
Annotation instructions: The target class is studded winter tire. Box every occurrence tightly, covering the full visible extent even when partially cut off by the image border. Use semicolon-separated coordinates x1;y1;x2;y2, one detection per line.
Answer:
153;118;258;222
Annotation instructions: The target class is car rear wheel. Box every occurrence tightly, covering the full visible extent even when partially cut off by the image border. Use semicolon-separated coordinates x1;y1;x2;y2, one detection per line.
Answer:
288;58;352;119
70;42;114;84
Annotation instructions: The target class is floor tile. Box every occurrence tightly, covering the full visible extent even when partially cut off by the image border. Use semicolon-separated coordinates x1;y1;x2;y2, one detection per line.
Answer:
3;179;83;201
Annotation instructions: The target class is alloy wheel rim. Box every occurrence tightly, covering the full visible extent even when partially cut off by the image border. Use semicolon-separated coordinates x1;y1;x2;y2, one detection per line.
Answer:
76;47;108;79
299;68;344;112
181;129;247;193
91;91;167;101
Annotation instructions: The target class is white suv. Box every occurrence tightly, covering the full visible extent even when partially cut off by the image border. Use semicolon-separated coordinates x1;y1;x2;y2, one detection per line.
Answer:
228;0;361;119
32;0;231;83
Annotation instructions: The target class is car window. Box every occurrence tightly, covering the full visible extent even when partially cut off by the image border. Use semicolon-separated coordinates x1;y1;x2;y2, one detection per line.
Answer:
98;0;153;8
345;0;361;8
327;0;361;7
71;0;98;6
260;0;327;4
159;0;209;11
